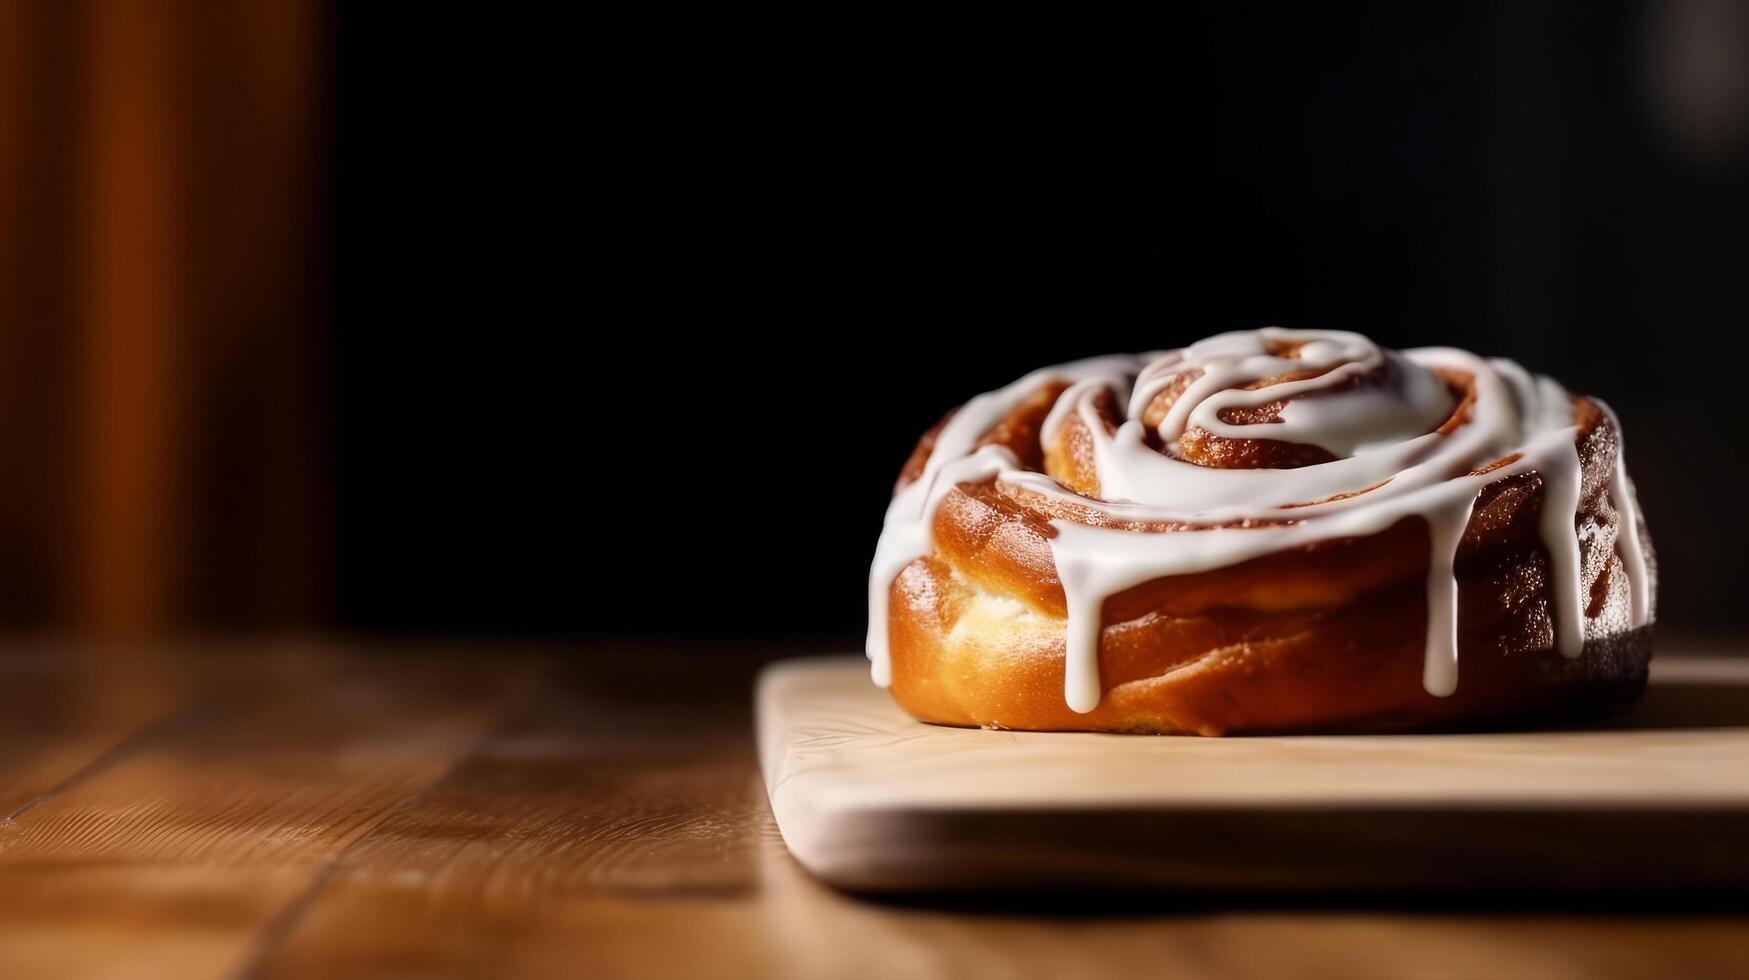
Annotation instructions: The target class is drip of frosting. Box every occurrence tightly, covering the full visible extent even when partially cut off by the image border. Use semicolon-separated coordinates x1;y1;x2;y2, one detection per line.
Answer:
866;328;1651;711
1420;495;1475;698
1609;458;1651;626
864;358;1139;686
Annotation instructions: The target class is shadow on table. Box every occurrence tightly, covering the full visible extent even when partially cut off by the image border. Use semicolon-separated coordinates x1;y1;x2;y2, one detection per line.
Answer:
853;884;1749;919
1604;678;1749;730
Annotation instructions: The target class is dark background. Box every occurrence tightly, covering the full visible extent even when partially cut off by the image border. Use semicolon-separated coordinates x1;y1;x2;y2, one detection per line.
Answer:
0;2;1742;641
333;4;1747;640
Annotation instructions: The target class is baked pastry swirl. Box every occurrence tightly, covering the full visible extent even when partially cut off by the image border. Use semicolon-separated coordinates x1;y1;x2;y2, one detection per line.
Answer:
866;329;1654;735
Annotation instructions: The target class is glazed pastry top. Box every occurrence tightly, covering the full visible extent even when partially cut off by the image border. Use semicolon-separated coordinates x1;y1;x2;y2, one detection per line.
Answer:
867;328;1651;712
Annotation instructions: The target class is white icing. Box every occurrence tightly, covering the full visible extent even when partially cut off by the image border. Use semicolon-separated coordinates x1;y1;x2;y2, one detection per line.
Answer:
866;328;1652;711
864;357;1141;686
1420;496;1475;698
1605;406;1652;629
1537;435;1585;659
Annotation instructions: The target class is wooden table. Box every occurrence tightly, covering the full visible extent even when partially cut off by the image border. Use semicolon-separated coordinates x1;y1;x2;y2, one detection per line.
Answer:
0;639;1745;979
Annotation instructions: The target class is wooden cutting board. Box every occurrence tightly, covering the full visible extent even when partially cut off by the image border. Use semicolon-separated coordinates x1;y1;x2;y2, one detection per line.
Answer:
757;652;1749;892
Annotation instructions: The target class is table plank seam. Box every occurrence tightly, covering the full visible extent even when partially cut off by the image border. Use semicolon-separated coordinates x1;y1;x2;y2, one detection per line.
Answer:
0;703;208;833
228;674;536;980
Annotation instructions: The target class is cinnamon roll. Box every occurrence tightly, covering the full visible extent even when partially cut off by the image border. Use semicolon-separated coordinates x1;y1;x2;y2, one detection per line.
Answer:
866;329;1654;735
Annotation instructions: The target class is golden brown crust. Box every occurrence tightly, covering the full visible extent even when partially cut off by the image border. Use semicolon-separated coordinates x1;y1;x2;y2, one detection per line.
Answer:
883;371;1655;735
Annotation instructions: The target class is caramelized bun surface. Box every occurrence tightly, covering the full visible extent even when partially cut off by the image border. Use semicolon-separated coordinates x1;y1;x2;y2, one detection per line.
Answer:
883;367;1654;735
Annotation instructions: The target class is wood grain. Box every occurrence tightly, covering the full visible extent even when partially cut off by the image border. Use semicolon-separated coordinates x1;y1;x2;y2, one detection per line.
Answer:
0;645;515;979
761;654;1749;891
0;639;1743;979
0;647;185;817
255;661;772;979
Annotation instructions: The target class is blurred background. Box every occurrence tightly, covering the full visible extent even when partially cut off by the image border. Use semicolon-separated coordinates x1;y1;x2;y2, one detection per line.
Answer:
0;2;1743;643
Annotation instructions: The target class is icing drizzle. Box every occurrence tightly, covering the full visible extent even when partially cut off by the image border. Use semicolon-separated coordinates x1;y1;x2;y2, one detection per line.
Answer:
866;329;1651;711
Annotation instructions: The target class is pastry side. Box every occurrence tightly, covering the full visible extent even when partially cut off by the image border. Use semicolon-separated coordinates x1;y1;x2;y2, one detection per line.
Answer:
868;330;1656;735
